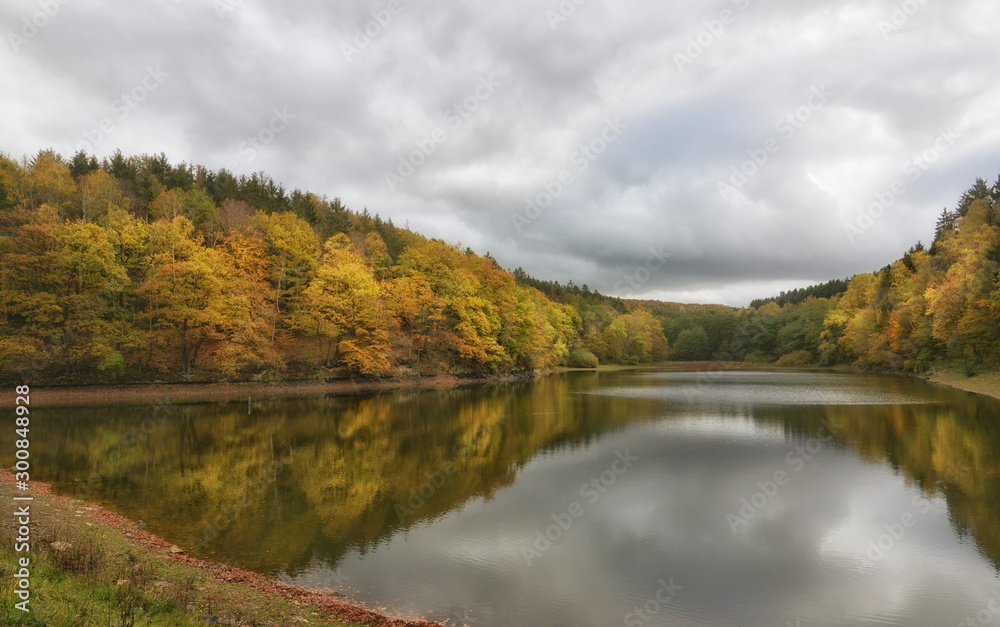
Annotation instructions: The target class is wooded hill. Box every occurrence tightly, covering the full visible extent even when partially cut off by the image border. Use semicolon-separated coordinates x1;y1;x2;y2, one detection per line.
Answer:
0;150;644;383
626;176;1000;372
1;150;998;384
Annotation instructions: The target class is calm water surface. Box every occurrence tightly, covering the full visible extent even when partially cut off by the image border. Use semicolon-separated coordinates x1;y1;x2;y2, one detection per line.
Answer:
20;371;1000;626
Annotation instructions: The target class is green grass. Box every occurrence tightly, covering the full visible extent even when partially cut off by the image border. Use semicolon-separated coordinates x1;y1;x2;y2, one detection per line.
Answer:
929;368;1000;400
0;483;370;626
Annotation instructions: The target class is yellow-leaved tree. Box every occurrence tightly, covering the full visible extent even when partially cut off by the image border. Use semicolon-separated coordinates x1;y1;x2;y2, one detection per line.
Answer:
383;273;444;368
255;211;320;340
601;310;669;364
293;234;388;375
215;227;285;378
925;199;1000;364
140;216;225;373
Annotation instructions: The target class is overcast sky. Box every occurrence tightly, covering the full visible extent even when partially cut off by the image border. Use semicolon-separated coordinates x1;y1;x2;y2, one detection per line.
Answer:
3;0;999;305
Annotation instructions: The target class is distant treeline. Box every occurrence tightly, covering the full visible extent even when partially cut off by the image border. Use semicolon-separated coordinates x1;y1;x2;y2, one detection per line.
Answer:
748;278;850;310
1;150;997;383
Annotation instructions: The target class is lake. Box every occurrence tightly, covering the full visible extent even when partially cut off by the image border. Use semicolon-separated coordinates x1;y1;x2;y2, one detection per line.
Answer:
23;370;1000;626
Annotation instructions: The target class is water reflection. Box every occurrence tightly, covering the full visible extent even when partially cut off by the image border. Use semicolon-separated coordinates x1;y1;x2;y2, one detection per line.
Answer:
14;370;1000;626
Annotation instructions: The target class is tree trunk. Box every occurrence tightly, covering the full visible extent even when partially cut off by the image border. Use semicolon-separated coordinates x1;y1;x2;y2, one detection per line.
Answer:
271;259;285;342
316;327;325;368
181;319;189;373
407;328;414;365
191;338;202;370
324;338;335;368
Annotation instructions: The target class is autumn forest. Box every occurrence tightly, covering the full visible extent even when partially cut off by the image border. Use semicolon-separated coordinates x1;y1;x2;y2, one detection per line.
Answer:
1;150;999;384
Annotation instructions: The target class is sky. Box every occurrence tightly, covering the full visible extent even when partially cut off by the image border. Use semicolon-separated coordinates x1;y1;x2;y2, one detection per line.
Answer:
3;0;1000;306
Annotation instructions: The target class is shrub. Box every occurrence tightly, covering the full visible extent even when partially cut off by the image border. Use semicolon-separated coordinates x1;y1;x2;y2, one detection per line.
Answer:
46;532;104;575
955;358;979;377
566;348;599;369
775;350;815;367
743;350;774;364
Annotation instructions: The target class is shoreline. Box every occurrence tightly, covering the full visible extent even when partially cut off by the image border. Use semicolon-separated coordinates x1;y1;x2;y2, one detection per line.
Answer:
20;363;1000;408
20;372;542;408
16;362;819;408
0;470;442;626
925;369;1000;400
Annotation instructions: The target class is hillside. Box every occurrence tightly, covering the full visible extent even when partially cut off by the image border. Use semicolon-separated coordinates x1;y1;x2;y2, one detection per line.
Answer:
1;150;998;384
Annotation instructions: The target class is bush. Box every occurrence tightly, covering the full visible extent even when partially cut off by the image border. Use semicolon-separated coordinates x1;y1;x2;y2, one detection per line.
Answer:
566;348;599;369
955;358;979;377
47;533;104;575
743;350;774;364
775;350;815;367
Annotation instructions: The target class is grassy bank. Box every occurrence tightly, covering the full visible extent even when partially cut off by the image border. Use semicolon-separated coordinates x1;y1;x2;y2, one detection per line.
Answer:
0;473;440;627
927;368;1000;400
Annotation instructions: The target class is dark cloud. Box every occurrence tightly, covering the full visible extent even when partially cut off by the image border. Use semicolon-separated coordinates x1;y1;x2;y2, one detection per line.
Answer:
4;0;999;305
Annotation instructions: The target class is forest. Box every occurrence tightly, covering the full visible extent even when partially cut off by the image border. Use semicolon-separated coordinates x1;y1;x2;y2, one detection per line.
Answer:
0;150;998;384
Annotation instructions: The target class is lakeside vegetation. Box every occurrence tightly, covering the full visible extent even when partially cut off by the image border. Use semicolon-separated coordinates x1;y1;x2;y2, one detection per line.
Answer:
1;150;998;384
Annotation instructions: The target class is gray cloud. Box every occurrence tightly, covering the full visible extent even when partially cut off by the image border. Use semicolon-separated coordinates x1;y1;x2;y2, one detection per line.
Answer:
3;0;999;305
